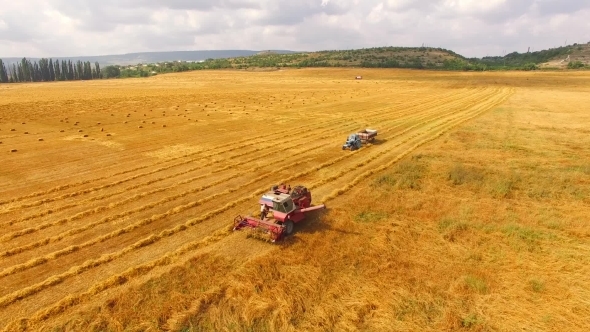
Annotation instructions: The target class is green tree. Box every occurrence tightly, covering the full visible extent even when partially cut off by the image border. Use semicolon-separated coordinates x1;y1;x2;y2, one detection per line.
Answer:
0;59;8;83
49;59;55;81
94;62;101;78
103;65;120;78
567;61;585;69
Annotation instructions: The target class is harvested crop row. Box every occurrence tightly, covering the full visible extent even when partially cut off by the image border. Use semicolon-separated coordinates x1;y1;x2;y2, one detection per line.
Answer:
0;116;354;216
311;88;510;196
0;87;498;305
2;118;358;229
3;86;463;227
0;108;355;207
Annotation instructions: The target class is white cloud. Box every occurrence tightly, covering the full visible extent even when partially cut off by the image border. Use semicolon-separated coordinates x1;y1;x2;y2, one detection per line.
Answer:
0;0;588;58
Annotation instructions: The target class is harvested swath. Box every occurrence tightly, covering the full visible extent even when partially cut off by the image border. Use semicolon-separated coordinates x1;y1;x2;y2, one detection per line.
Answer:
0;116;356;216
0;137;336;257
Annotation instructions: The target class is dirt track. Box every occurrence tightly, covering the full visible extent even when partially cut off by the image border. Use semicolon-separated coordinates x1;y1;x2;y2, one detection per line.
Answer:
0;68;517;328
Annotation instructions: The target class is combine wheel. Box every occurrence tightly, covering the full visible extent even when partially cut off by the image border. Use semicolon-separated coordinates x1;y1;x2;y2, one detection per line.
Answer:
284;220;294;235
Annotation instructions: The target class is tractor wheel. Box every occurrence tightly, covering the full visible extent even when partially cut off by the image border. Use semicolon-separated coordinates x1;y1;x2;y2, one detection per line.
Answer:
284;220;295;235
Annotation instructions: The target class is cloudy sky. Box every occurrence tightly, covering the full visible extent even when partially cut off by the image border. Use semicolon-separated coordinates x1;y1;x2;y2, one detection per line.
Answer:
0;0;589;58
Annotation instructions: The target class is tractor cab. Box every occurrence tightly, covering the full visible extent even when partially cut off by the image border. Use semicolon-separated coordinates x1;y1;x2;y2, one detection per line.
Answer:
342;134;362;150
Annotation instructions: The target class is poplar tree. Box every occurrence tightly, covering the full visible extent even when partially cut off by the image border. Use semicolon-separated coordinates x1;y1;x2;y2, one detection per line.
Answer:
49;59;55;81
0;59;8;83
54;60;61;81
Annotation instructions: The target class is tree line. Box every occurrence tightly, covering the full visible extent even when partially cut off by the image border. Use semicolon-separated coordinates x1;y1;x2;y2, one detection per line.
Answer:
0;58;103;83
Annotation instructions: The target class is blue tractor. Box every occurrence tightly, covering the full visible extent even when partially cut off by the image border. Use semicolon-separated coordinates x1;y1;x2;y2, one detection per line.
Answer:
342;134;362;151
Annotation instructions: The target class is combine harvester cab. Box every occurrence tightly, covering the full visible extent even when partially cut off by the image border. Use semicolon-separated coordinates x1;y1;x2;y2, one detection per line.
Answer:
233;185;326;242
342;128;377;150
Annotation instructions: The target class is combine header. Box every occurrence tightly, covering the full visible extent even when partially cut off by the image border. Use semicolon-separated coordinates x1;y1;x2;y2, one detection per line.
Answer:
233;184;326;242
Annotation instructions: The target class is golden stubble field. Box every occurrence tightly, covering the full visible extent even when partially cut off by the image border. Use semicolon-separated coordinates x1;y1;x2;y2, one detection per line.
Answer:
0;68;589;331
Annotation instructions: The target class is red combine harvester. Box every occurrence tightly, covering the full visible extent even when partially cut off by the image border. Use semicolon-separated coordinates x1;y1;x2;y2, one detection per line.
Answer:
233;184;326;242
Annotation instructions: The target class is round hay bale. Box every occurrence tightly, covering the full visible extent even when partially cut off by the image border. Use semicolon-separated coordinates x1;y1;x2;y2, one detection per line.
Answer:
83;134;89;137
78;130;83;133
162;125;166;128
21;122;26;125
38;138;44;141
60;130;65;132
24;132;29;134
10;149;17;153
138;126;143;128
151;122;155;124
97;122;101;125
11;129;15;131
106;134;111;137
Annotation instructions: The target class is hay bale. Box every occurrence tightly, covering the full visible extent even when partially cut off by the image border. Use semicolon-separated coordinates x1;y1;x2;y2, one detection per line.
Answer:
162;125;167;128
10;149;17;153
97;122;101;125
24;132;29;134
11;129;15;131
21;122;26;125
60;130;65;132
83;134;89;137
138;126;143;128
106;134;111;137
151;122;155;124
38;138;44;141
78;130;83;133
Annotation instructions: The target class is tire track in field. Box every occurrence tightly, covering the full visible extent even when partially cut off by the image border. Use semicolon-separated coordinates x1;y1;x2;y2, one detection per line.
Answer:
0;86;480;249
0;129;344;260
0;86;482;260
0;85;454;209
157;88;516;332
318;87;515;202
310;87;512;195
0;87;498;308
0;87;464;271
0;116;352;216
1;87;462;225
0;109;354;208
0;118;356;230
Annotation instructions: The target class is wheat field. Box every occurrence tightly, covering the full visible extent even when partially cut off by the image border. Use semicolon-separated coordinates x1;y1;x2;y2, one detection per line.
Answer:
1;68;589;331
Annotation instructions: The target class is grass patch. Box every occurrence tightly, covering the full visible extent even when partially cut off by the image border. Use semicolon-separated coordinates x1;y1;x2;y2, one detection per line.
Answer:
501;224;553;252
354;211;388;223
465;275;488;294
448;163;484;185
373;156;427;191
529;279;545;293
489;174;519;199
438;217;469;242
462;313;483;329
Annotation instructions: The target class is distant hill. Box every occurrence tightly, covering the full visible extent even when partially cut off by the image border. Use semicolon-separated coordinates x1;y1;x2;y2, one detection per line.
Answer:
0;50;297;68
220;46;468;70
469;42;590;69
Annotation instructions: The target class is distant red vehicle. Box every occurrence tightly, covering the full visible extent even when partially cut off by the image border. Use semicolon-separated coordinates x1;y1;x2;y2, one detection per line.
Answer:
233;185;326;242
